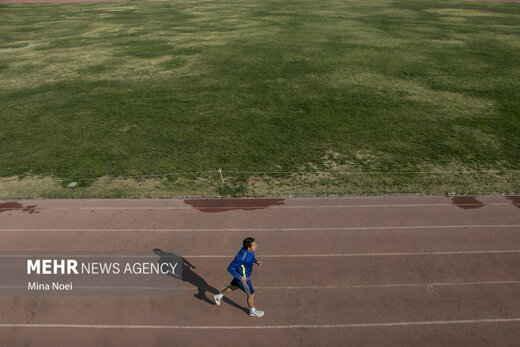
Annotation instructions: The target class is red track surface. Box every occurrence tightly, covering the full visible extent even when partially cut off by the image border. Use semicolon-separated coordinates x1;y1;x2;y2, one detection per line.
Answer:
0;196;519;346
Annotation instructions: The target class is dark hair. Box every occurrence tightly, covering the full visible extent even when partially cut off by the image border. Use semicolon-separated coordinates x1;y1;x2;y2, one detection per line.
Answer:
243;237;255;249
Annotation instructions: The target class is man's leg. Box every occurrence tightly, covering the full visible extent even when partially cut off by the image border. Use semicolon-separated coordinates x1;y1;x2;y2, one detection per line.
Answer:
221;285;238;295
214;285;238;305
247;293;254;309
244;282;263;317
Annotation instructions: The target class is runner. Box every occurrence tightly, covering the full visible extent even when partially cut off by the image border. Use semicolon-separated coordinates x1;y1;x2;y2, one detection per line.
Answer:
213;237;264;317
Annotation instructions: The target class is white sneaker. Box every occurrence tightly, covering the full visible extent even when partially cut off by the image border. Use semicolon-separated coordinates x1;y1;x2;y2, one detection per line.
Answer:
213;294;222;306
213;294;221;306
249;309;264;317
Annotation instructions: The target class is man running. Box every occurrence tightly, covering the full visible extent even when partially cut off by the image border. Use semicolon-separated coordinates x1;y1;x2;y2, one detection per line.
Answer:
213;237;264;317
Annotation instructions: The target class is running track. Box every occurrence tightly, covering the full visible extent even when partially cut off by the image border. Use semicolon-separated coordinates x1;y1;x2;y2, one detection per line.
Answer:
0;196;519;346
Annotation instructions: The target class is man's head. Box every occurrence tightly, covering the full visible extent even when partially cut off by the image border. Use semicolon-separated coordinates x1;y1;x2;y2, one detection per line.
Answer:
243;237;257;252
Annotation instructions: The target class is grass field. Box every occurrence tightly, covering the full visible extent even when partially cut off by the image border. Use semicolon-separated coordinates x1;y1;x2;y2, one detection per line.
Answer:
1;0;519;197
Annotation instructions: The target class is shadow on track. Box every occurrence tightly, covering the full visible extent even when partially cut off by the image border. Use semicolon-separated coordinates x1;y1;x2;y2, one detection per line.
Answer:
153;249;248;314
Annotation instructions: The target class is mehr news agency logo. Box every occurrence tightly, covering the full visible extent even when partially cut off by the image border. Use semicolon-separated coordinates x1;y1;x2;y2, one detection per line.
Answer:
5;251;183;296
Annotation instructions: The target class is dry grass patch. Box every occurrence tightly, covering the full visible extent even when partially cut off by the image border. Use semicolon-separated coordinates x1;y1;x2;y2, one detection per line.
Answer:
0;175;219;199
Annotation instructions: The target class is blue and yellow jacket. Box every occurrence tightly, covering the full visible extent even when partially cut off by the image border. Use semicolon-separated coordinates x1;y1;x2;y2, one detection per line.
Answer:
227;247;257;281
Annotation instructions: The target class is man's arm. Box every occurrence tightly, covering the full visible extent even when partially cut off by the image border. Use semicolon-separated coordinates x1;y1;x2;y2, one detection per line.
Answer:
253;253;262;267
227;253;246;281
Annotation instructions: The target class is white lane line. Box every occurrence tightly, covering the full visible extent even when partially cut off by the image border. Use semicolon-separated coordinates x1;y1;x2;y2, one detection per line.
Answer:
0;286;179;290
0;203;513;211
186;250;520;257
1;225;519;232
1;250;519;258
82;203;513;209
69;203;515;209
254;281;520;290
2;280;519;291
1;318;520;329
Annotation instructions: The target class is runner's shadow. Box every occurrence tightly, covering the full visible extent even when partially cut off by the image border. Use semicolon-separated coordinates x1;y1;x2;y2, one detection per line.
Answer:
153;249;248;313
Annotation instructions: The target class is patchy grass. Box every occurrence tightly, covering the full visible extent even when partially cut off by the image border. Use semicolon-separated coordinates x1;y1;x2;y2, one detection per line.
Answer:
0;0;519;197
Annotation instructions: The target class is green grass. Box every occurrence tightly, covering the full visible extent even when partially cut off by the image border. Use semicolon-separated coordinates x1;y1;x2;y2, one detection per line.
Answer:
1;0;519;197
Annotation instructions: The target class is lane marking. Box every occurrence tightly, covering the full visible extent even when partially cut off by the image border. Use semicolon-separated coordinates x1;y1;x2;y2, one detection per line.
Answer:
1;225;519;232
256;281;520;290
1;250;519;258
186;250;520;257
0;286;179;290
2;280;519;291
83;203;515;209
0;203;514;211
1;318;520;329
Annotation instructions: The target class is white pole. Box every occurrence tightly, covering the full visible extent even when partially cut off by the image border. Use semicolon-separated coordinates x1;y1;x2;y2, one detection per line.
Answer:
218;168;224;184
